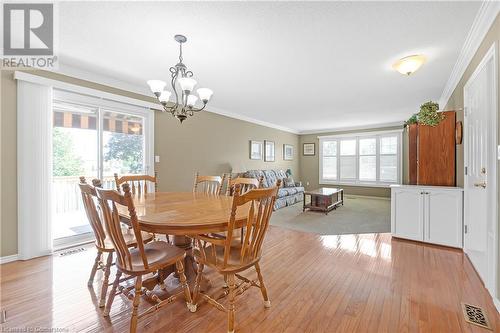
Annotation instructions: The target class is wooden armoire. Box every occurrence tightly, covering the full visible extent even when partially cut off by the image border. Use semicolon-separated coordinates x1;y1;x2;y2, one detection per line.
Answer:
408;111;456;186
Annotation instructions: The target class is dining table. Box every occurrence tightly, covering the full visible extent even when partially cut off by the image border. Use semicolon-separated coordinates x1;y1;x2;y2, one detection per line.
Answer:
117;191;252;292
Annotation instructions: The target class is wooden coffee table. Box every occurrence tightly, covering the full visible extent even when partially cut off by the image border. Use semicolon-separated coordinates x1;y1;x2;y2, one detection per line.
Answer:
303;187;344;215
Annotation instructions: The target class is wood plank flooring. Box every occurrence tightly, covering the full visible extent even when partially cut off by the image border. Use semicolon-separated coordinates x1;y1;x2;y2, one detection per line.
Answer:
1;226;498;332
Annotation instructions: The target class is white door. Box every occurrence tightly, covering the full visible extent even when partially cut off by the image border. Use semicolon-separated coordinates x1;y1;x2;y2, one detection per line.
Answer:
391;188;423;241
425;190;462;248
463;44;497;295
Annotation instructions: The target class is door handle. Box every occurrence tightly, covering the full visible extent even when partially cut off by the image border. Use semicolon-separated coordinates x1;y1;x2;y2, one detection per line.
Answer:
474;181;486;189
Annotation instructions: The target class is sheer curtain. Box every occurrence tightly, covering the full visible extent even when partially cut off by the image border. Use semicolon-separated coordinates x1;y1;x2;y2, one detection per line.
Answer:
17;79;53;260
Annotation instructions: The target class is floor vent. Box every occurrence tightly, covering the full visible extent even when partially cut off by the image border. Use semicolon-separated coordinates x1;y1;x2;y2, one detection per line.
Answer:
461;303;492;330
58;247;86;256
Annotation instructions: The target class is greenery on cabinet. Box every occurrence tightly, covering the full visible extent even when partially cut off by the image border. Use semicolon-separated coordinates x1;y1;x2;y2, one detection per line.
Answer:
418;101;444;126
404;101;444;127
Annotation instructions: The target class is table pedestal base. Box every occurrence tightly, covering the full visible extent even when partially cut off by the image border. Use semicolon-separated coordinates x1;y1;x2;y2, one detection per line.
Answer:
142;235;211;293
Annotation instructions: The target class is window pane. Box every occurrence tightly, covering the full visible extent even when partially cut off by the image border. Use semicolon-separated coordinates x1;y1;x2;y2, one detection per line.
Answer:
359;138;376;155
380;136;397;154
322;156;337;179
103;110;145;178
340;139;356;155
322;141;337;156
340;156;356;179
359;156;376;181
380;155;397;181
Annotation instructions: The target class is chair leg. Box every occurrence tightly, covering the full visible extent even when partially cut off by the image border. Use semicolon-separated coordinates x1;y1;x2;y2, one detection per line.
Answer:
227;273;236;333
176;260;196;312
99;252;113;307
103;270;122;317
255;263;271;308
88;250;102;287
192;262;205;309
130;275;142;333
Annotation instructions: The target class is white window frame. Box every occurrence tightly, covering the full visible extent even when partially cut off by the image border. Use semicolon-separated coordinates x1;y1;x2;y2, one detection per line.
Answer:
318;129;403;187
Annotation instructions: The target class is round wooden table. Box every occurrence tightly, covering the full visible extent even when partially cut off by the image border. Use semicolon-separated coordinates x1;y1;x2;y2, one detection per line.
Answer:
118;192;251;291
126;192;251;235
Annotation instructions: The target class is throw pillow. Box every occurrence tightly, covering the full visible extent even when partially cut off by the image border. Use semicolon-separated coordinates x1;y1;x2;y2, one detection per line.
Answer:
283;177;295;187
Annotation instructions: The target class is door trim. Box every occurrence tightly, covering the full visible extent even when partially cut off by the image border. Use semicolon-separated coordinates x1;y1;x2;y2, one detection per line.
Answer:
463;42;498;299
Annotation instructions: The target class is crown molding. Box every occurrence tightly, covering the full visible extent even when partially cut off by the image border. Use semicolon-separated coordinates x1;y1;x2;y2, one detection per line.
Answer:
439;1;500;108
50;63;300;134
205;105;300;134
299;121;404;135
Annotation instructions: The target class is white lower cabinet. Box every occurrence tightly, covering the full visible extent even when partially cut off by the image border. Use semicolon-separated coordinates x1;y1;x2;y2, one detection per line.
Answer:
391;185;463;248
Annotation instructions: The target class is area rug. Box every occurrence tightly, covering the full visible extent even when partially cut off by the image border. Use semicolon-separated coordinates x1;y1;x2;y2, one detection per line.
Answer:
270;196;390;235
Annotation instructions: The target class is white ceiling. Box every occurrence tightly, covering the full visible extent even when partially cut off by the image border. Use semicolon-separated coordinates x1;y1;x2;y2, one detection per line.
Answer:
57;1;481;133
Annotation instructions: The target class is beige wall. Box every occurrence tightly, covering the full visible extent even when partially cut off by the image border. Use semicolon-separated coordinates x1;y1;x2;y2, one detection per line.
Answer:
298;126;406;198
155;111;299;192
443;13;500;299
0;69;298;257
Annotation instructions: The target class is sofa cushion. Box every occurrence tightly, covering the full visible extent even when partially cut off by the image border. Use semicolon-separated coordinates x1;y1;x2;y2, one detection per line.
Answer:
277;186;304;198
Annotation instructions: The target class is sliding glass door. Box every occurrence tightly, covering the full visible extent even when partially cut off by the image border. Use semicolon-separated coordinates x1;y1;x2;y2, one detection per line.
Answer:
51;91;152;247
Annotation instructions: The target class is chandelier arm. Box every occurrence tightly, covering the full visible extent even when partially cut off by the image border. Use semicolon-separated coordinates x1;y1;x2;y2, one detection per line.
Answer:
189;104;207;113
170;68;180;108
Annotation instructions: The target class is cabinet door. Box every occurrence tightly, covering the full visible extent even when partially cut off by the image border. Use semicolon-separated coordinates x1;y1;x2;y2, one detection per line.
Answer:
391;189;424;241
424;190;463;248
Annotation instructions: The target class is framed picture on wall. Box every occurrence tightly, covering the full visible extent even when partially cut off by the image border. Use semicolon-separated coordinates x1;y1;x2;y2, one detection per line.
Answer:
249;140;264;160
283;144;293;160
303;143;315;156
264;140;275;162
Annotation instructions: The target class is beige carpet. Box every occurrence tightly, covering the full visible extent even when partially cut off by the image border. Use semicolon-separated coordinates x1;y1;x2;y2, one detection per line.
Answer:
270;196;390;235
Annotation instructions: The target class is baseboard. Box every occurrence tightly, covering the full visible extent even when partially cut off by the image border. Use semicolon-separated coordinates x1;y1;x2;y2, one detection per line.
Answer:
0;254;19;264
345;194;390;201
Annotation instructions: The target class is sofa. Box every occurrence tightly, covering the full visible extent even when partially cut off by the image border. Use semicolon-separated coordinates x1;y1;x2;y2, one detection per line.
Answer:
236;169;304;210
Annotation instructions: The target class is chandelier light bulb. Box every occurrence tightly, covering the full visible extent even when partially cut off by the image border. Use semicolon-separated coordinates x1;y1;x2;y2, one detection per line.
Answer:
197;88;213;103
186;94;198;107
147;80;167;95
178;77;197;93
159;90;171;103
392;55;426;76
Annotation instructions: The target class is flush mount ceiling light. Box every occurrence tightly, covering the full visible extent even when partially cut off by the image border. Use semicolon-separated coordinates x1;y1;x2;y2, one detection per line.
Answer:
392;55;426;76
147;35;213;123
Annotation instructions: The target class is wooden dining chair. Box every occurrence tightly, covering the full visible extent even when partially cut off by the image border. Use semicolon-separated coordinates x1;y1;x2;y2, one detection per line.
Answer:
192;180;281;333
114;172;158;195
96;183;194;333
225;175;263;196
79;177;154;309
193;172;226;195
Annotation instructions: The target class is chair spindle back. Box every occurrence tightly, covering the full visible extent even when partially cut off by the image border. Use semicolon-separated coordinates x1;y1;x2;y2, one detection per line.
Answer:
79;177;107;249
199;180;279;269
114;172;158;195
193;172;226;195
96;183;148;272
226;175;263;196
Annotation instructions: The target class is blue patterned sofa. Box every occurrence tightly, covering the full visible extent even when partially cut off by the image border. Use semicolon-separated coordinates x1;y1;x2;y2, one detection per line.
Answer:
239;169;304;210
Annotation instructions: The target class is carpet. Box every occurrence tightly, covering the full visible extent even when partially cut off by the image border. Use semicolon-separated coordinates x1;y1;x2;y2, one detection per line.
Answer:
270;195;391;235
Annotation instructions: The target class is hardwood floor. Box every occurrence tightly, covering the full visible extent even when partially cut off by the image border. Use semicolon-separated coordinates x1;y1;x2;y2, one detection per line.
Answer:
1;226;498;332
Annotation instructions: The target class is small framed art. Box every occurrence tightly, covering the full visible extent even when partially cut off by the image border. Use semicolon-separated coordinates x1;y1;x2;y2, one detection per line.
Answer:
283;144;293;161
264;140;275;162
303;143;315;156
249;140;263;160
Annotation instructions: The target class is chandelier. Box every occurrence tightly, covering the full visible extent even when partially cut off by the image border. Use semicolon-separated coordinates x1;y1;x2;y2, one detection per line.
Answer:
147;35;213;123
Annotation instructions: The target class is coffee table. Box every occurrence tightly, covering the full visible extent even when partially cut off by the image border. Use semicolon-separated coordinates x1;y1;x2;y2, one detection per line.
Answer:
303;187;344;215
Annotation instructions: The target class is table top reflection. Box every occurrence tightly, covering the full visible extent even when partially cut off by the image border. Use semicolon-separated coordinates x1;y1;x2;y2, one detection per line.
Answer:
117;192;251;235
